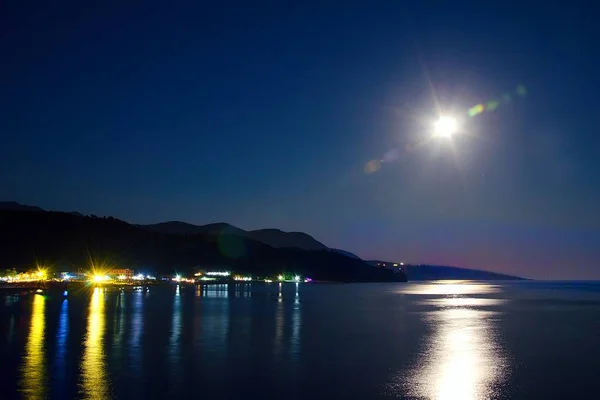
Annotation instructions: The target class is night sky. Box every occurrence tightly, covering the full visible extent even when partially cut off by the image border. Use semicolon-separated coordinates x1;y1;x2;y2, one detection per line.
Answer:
2;2;599;279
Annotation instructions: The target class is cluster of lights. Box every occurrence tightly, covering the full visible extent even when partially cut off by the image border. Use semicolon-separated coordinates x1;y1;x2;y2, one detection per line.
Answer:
264;276;310;283
205;271;231;277
276;275;302;282
0;270;48;282
172;275;194;283
233;275;252;281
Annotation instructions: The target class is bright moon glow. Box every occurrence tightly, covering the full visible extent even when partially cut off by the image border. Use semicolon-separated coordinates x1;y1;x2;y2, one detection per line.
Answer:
434;116;458;137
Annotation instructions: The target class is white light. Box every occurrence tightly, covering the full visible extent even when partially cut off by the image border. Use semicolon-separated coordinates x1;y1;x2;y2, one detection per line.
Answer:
294;275;300;282
133;274;144;280
205;271;230;276
434;116;458;137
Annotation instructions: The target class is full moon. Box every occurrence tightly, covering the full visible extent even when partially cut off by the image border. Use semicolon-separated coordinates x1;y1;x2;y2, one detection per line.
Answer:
434;116;458;137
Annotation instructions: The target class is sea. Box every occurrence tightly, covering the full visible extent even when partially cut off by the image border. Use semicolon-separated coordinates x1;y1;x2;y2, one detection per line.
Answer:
1;280;600;399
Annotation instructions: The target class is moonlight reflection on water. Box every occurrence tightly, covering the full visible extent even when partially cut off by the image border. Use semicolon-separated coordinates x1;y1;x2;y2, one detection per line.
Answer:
401;282;507;399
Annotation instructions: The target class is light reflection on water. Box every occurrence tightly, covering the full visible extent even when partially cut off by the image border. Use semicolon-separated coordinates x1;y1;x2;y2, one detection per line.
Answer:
168;285;183;392
200;285;230;357
55;299;69;385
20;294;46;399
170;285;182;349
201;284;230;298
129;289;144;380
3;281;600;398
401;280;502;295
81;288;110;399
291;283;301;358
112;292;125;357
403;281;506;400
275;284;284;356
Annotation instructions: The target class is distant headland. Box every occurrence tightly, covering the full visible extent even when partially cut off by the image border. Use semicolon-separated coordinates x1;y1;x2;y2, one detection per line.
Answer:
0;202;525;282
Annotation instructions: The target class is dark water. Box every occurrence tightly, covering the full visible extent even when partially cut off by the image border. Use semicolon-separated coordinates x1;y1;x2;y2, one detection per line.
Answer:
2;281;600;399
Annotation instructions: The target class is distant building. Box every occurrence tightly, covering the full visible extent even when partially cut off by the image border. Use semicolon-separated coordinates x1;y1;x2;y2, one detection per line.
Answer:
109;268;133;279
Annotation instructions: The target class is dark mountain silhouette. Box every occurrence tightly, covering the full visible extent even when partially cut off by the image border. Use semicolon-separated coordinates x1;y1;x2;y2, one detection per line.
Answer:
141;221;245;236
0;201;45;212
202;223;247;236
141;222;327;250
368;261;524;280
330;249;361;259
0;209;405;282
403;265;524;280
246;229;327;250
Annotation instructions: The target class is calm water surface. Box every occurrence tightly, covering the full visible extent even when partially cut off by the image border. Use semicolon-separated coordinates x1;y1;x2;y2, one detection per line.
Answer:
1;281;600;399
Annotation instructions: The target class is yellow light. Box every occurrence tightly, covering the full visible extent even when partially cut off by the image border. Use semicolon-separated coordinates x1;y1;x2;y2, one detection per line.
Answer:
117;275;126;280
278;275;284;281
92;275;110;283
20;293;46;397
82;288;109;398
434;116;458;137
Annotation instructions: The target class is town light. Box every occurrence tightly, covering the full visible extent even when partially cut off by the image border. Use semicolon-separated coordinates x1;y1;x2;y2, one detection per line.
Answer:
205;271;231;276
294;275;300;282
93;275;108;283
278;275;284;281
